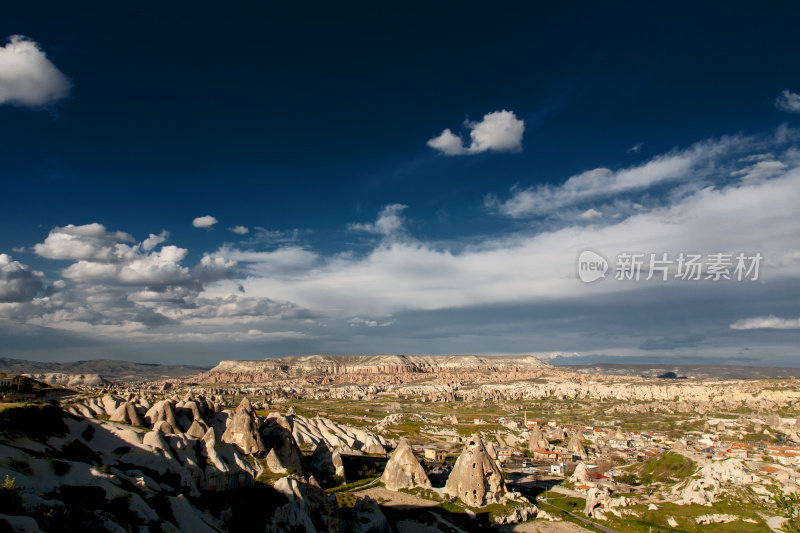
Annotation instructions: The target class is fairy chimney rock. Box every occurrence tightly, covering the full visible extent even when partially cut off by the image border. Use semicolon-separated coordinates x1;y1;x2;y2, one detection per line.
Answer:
445;434;506;507
380;438;431;491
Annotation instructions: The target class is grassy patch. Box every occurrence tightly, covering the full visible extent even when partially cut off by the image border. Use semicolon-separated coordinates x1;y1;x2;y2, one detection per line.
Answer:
325;475;380;494
399;486;443;502
626;451;695;485
602;500;771;532
256;470;284;484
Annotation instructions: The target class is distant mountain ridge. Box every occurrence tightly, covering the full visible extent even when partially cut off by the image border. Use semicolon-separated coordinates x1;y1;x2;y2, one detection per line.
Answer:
0;357;209;383
564;363;800;380
209;354;552;374
200;354;554;385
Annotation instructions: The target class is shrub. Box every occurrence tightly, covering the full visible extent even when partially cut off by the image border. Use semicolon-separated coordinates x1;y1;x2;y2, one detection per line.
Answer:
0;475;23;515
774;488;800;533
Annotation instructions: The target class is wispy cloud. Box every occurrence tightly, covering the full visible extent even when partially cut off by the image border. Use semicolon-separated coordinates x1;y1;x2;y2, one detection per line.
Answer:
209;132;800;318
485;135;765;218
349;317;393;328
627;143;643;153
427;110;525;155
730;315;800;330
731;154;787;183
348;203;408;237
0;35;71;108
776;89;800;113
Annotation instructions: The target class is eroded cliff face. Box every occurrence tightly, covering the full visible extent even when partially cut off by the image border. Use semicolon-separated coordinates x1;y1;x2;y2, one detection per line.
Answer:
198;354;552;386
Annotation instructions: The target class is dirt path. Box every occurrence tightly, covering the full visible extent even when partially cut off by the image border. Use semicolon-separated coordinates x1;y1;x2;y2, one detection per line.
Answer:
353;486;440;509
499;521;593;532
766;515;788;533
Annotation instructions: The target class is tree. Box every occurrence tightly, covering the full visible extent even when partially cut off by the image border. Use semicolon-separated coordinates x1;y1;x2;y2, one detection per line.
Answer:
773;487;800;533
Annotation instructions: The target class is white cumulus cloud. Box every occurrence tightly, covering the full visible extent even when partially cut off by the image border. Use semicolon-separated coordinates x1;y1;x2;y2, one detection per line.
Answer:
192;215;218;229
426;128;466;155
33;223;134;261
427;110;525;155
0;254;43;302
228;225;249;235
0;35;71;107
141;230;169;251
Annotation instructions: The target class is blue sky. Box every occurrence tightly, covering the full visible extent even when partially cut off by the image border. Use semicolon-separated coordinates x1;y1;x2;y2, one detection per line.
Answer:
1;2;799;366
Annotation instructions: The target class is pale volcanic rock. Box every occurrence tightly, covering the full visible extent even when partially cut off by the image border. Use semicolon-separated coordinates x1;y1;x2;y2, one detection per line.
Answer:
695;514;739;524
272;476;338;532
584;487;612;518
85;397;107;416
152;420;176;434
166;494;220;533
142;430;172;455
28;372;107;387
380;438;431;491
71;402;96;419
566;432;588;459
569;462;589;483
186;419;209;439
672;458;755;506
675;476;720;506
200;427;228;472
0;514;40;533
528;425;548;453
220;398;265;455
110;401;145;427
101;394;122;416
492;505;539;525
274;476;311;508
484;440;503;472
350;496;391;533
145;400;180;429
696;459;756;485
361;434;386;455
263;419;304;475
289;414;389;454
310;442;346;483
180;399;207;421
445;434;507;507
269;502;317;533
200;354;552;387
